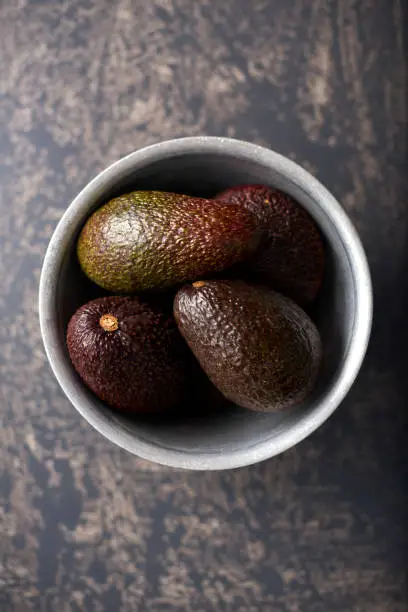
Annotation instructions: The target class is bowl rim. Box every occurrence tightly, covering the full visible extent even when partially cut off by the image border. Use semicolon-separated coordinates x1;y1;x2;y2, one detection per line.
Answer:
39;136;373;470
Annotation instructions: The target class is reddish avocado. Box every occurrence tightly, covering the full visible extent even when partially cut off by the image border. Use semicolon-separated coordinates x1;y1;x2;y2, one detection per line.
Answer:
215;185;325;304
67;296;190;414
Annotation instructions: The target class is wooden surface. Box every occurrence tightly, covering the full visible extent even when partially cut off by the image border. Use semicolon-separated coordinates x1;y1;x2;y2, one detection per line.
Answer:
0;1;407;610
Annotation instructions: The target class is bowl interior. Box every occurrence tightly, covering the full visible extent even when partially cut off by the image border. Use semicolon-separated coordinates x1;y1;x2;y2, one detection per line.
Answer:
50;147;356;465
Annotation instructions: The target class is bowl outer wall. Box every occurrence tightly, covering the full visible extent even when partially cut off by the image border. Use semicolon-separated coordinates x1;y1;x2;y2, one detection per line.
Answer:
38;137;373;470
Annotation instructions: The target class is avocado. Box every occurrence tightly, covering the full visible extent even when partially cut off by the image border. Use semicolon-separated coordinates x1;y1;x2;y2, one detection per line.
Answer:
77;190;261;293
67;296;190;414
174;280;321;413
215;185;325;305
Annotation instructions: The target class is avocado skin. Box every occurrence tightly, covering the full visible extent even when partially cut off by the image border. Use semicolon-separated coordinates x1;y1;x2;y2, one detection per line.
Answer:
215;185;325;305
174;280;322;413
67;296;190;414
77;191;261;293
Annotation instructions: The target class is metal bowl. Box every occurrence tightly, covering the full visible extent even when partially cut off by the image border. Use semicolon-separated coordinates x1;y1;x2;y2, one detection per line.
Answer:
39;137;372;470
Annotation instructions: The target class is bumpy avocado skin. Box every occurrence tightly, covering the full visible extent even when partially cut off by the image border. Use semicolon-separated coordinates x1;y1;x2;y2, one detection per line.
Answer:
215;185;325;305
174;280;322;413
67;296;191;414
77;190;261;293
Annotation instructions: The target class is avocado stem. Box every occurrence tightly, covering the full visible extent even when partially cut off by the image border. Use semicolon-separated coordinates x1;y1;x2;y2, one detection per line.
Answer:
192;281;206;288
99;313;118;332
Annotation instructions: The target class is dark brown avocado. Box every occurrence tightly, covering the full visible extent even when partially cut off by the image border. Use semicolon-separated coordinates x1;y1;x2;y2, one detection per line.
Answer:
174;280;322;413
67;296;190;414
215;185;325;305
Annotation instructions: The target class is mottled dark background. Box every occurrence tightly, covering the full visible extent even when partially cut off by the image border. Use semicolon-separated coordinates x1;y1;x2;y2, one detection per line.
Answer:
1;1;407;610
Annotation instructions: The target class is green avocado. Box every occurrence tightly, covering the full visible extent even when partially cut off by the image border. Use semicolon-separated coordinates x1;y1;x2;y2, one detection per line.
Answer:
77;191;261;293
174;280;322;413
